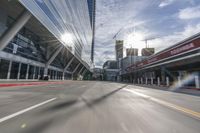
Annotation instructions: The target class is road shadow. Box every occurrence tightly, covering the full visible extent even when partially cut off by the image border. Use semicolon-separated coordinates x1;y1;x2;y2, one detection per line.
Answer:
82;84;127;108
29;84;127;132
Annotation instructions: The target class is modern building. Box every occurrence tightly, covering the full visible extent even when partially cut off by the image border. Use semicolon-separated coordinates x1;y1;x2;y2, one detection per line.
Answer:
87;0;96;63
103;60;118;69
122;33;200;88
103;60;119;81
115;40;123;60
0;0;95;80
92;67;103;80
126;48;138;56
119;56;147;80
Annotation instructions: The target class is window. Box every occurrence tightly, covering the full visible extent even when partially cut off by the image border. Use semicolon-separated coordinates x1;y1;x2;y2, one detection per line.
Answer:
20;63;27;79
10;62;19;79
0;59;9;79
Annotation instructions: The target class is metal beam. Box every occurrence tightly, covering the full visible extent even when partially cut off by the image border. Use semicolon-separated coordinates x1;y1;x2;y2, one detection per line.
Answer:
72;63;81;74
44;45;63;76
46;45;63;66
0;10;32;51
82;69;87;76
64;57;74;72
78;66;84;75
62;57;75;80
71;63;80;80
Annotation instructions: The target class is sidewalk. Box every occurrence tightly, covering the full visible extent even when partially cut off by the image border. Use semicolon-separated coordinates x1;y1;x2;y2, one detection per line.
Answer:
0;80;68;87
131;84;200;96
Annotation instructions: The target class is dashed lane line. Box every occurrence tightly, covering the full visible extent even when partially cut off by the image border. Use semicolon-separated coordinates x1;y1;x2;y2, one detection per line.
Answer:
0;97;57;123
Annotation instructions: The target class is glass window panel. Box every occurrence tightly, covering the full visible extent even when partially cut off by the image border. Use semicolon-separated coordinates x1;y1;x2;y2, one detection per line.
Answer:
0;59;9;79
10;62;19;79
20;63;27;79
28;65;34;79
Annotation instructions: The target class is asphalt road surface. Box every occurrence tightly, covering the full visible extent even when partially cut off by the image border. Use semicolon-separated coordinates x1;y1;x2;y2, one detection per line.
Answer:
0;81;199;133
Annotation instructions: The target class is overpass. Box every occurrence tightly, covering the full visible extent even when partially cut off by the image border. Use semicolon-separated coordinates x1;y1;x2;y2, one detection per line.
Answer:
121;32;200;88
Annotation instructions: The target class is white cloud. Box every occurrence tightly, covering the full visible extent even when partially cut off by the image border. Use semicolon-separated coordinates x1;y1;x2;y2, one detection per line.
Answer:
159;0;175;8
94;0;151;67
149;23;200;52
179;5;200;19
94;0;200;67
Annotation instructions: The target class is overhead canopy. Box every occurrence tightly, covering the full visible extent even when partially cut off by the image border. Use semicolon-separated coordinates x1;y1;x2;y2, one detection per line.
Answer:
19;0;93;67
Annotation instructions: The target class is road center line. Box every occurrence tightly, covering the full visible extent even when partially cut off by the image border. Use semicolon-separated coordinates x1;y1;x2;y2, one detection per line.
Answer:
0;97;57;123
124;88;200;120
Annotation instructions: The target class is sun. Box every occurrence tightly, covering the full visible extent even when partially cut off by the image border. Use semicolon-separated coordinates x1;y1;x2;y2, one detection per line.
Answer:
125;32;145;49
61;33;73;45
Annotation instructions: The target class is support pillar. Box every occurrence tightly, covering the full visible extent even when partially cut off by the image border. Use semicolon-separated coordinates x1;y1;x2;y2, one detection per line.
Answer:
140;77;143;84
62;71;65;80
7;61;12;79
44;66;48;77
38;67;41;80
25;64;30;80
195;75;200;88
151;77;153;85
166;76;169;86
0;10;32;51
178;76;181;87
17;63;21;80
55;71;58;80
33;66;36;79
157;77;160;86
137;78;140;84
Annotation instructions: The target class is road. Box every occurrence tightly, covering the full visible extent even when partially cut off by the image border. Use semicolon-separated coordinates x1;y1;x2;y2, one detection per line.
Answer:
0;81;199;133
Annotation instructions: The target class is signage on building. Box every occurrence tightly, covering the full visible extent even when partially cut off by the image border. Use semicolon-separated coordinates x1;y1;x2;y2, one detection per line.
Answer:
126;38;200;71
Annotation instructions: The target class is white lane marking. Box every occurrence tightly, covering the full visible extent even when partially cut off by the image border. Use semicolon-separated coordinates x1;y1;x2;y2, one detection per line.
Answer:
0;97;57;123
124;88;200;119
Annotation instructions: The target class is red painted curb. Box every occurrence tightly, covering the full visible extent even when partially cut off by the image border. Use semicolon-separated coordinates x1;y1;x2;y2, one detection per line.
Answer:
0;81;66;87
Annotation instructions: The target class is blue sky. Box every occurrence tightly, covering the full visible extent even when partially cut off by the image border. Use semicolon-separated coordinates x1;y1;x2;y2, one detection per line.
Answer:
94;0;200;67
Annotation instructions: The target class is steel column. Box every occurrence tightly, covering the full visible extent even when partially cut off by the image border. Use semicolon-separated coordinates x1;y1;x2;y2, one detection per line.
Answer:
0;10;31;51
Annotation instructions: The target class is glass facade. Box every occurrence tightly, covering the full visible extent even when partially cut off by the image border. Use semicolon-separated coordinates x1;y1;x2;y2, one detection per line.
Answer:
20;63;27;79
28;65;34;79
34;67;39;79
87;0;95;27
3;16;46;63
0;57;66;80
0;59;9;79
10;62;19;79
19;0;93;67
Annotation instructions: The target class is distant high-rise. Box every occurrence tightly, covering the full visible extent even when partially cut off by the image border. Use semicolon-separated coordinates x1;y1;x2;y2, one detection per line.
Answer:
126;48;138;56
141;48;155;56
115;40;123;60
87;0;96;63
